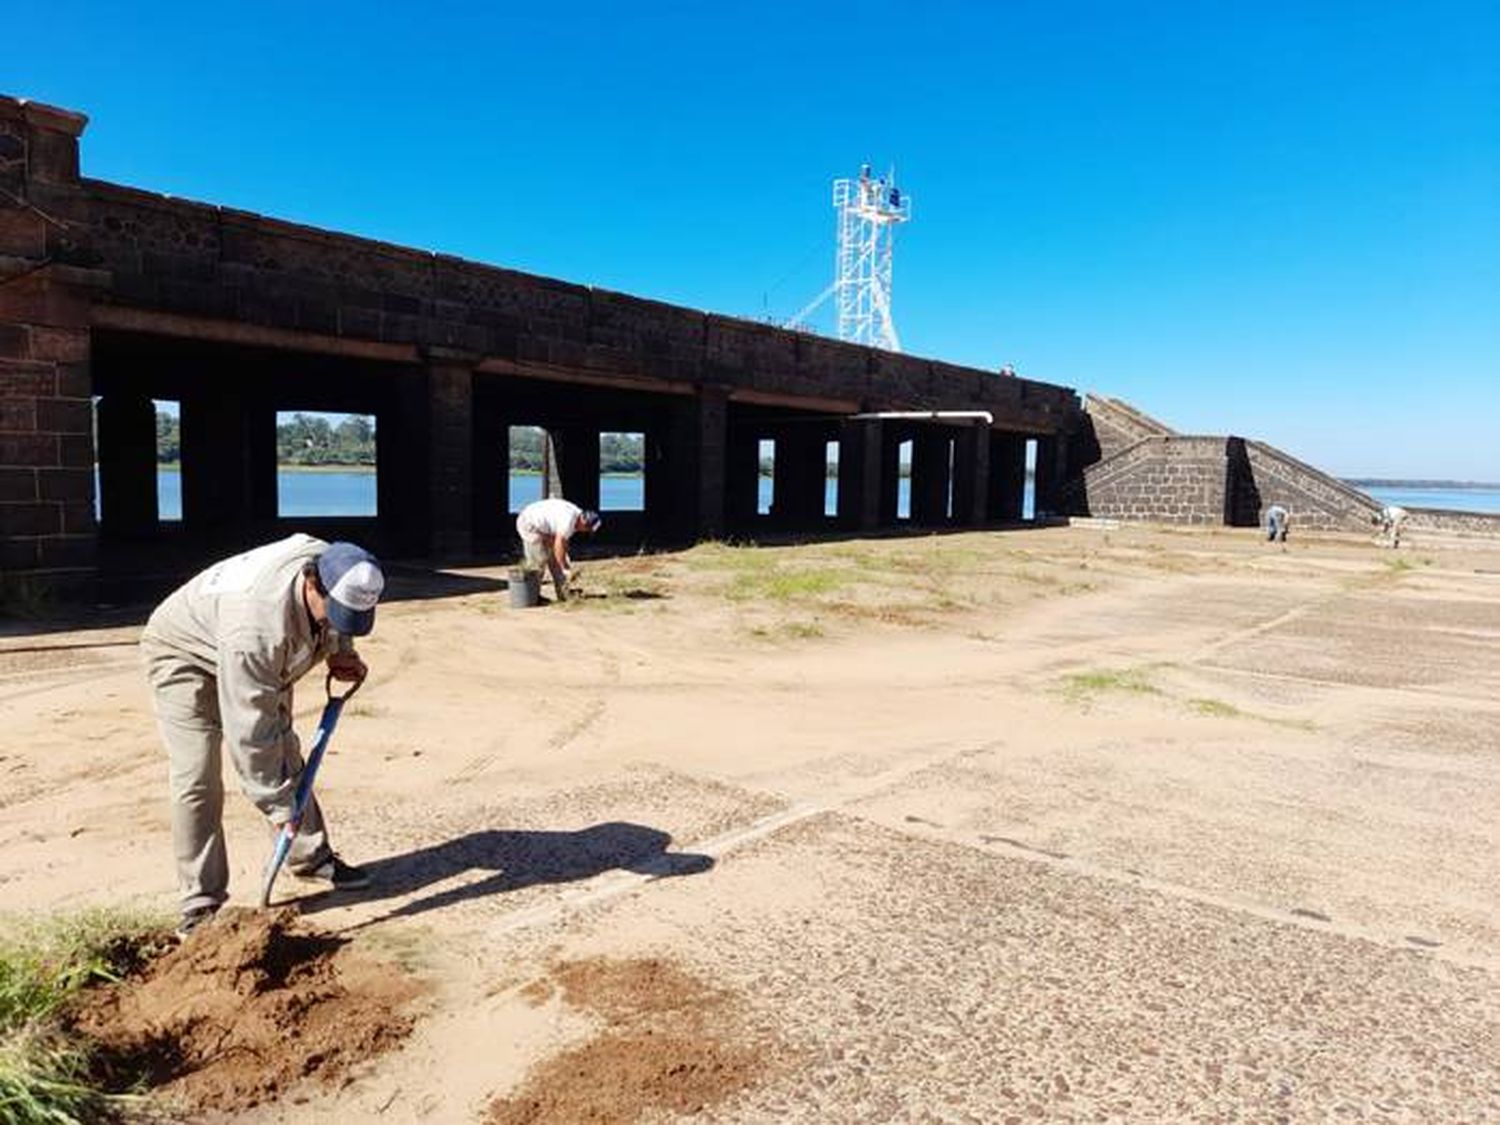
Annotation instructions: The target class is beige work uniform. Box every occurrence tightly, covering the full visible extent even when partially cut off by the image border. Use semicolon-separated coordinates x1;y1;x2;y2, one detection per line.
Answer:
140;534;344;913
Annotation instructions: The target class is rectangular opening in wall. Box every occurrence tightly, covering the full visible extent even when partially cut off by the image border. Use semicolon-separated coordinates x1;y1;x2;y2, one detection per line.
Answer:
600;431;644;511
275;411;377;517
945;437;956;520
1023;439;1037;519
510;425;544;512
154;399;182;522
758;439;775;515
824;440;839;517
897;439;913;519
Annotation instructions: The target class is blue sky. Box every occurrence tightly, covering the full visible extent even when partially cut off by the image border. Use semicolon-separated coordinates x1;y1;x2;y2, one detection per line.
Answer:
10;1;1498;479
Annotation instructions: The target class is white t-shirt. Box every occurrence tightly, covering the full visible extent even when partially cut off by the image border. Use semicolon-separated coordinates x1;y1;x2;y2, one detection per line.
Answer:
517;498;582;540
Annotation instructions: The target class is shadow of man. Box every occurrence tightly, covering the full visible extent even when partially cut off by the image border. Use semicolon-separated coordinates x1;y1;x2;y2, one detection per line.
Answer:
298;821;712;923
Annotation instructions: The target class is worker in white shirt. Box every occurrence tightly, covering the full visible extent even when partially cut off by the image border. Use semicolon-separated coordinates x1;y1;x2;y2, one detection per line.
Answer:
1374;504;1409;548
515;498;602;602
1265;504;1290;543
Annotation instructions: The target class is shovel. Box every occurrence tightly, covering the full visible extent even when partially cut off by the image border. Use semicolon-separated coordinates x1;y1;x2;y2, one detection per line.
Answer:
259;670;362;907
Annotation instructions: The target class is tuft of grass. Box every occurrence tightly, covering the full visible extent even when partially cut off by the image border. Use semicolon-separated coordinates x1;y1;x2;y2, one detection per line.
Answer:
0;907;172;1124
1188;697;1242;719
780;620;825;640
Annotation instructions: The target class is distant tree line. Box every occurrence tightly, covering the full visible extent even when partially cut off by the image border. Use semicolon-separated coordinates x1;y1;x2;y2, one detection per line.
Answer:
276;413;376;465
510;428;644;473
155;411;179;463
152;411;378;466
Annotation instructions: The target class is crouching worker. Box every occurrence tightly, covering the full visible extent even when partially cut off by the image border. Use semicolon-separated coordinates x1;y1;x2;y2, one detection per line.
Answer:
1374;504;1409;548
140;534;384;937
1265;504;1290;543
515;498;602;603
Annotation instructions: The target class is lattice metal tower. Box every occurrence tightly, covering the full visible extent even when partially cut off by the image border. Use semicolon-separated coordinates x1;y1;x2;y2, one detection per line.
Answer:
834;164;911;351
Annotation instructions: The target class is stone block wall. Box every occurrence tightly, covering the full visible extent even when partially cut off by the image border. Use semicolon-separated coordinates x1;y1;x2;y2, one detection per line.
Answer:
1;99;98;586
1405;508;1500;536
80;180;1079;428
0;274;97;580
1074;435;1230;524
1082;394;1175;462
1239;441;1380;531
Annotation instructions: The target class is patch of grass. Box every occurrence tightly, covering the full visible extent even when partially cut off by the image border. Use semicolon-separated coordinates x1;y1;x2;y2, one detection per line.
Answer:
1061;667;1160;702
748;618;826;641
780;620;825;640
722;563;848;604
0;907;172;1124
1384;557;1416;574
1188;697;1242;719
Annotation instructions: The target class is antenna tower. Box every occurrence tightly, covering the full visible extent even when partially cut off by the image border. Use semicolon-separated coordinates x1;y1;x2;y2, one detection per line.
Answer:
785;163;912;351
835;164;911;351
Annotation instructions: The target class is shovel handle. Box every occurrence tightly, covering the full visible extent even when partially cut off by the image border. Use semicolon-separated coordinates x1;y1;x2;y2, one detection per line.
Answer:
326;669;364;703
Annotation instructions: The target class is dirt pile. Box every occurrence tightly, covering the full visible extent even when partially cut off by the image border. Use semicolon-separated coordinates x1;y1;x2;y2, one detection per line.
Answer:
488;957;773;1124
71;906;421;1113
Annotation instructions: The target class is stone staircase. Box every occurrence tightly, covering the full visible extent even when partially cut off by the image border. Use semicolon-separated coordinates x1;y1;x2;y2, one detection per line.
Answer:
1067;396;1383;531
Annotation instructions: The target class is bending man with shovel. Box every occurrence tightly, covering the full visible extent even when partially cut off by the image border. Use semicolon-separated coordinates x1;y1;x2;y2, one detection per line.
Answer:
140;535;384;937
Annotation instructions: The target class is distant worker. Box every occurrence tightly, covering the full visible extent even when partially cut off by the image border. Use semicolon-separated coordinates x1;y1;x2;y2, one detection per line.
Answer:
1265;504;1290;543
1374;504;1409;548
140;534;384;937
516;498;602;602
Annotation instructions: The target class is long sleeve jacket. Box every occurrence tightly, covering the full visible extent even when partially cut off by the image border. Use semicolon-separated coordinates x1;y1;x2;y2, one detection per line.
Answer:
141;534;343;820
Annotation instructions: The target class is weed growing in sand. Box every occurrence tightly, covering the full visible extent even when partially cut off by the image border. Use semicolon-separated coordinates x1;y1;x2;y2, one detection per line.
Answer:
0;907;172;1123
1061;667;1161;703
1185;696;1316;731
1188;697;1242;719
748;619;826;641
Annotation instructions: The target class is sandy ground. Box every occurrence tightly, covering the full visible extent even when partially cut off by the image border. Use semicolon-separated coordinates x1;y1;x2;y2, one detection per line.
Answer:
3;521;1499;1123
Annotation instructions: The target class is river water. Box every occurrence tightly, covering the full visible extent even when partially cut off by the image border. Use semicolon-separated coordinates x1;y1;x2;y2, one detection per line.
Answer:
144;472;1034;521
133;471;1500;522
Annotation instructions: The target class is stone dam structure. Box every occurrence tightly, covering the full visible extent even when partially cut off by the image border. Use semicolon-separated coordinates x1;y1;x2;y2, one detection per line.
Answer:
2;96;1493;598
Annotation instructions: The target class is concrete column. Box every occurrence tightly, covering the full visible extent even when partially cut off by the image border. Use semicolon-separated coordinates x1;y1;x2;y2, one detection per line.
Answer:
879;427;903;526
837;419;883;531
695;386;729;539
910;428;952;526
989;433;1027;521
770;427;826;528
426;360;475;560
246;401;278;525
1034;435;1065;519
952;422;991;527
645;387;728;543
471;386;508;552
95;392;158;539
180;390;254;541
376;372;430;558
551;426;601;512
725;425;761;531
